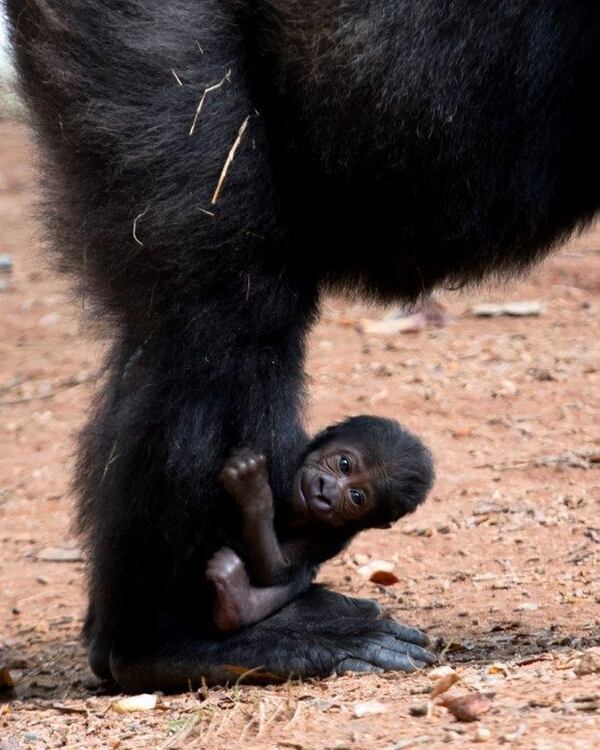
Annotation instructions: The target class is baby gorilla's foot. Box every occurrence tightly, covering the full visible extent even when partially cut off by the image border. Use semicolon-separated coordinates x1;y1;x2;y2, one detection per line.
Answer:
206;548;254;633
218;450;269;510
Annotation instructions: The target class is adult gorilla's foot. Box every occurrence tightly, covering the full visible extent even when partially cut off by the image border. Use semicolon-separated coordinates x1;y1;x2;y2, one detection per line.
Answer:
316;589;382;617
109;586;436;693
278;587;434;676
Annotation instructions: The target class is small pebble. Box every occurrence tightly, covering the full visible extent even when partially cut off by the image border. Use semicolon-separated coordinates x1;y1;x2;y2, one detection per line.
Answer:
0;255;14;274
474;726;492;742
39;312;61;327
37;547;84;562
353;700;387;718
112;694;157;713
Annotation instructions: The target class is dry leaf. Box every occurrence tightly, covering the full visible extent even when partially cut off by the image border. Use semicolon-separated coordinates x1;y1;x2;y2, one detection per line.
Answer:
357;560;399;585
437;692;492;722
354;700;387;718
112;694;157;713
487;663;510;676
430;671;461;698
428;666;456;680
0;668;14;691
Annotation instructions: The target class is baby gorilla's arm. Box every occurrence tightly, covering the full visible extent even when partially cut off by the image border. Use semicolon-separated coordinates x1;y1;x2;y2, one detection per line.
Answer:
206;548;312;633
219;450;295;585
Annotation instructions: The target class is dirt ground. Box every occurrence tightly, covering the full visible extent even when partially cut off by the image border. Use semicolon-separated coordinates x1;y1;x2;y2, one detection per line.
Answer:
0;120;598;750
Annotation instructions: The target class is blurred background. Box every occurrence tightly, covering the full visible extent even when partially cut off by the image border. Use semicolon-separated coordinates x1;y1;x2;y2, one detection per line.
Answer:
0;9;18;118
0;9;11;75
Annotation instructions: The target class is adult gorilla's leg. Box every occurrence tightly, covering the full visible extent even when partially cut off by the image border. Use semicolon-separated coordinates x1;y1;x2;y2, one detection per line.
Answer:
75;286;322;684
6;0;435;690
75;301;436;689
76;287;435;689
110;587;435;693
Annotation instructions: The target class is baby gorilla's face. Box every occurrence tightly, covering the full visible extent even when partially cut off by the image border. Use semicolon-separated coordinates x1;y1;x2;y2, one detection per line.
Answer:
291;440;382;528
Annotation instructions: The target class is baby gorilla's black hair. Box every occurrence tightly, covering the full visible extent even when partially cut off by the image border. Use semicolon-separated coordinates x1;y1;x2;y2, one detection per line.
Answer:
305;415;435;527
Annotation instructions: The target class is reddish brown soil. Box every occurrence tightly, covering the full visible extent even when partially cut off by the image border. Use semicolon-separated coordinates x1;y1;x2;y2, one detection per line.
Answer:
1;121;599;749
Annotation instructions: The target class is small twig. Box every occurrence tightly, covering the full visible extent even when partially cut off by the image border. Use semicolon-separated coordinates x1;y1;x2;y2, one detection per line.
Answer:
211;115;250;204
133;206;149;247
101;440;119;484
263;699;286;731
0;377;25;396
283;700;302;729
50;703;88;715
237;711;257;745
257;700;266;737
197;674;210;702
0;393;55;406
206;709;231;744
11;654;61;689
0;373;98;406
567;548;595;564
475;454;589;471
172;69;183;86
189;70;231;136
385;738;436;750
234;664;266;686
514;654;552;667
158;712;200;750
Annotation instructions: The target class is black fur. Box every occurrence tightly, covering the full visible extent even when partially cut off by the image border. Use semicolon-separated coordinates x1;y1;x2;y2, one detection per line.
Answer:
5;0;599;691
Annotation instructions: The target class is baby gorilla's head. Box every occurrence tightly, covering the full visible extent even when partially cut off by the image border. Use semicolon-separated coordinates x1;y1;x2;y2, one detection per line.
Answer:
291;416;434;529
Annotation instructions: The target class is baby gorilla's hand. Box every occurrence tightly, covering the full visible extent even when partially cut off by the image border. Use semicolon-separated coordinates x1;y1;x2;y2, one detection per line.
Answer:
219;449;270;510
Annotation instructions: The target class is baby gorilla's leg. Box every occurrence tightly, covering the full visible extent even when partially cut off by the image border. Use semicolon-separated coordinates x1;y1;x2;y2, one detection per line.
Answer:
206;548;311;633
206;548;253;632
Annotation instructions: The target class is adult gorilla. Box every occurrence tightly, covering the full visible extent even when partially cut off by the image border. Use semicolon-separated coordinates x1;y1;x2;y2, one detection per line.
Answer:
6;1;599;691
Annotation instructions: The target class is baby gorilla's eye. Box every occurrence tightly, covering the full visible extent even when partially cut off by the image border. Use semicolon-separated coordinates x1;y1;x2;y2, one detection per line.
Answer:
349;489;365;506
338;455;352;475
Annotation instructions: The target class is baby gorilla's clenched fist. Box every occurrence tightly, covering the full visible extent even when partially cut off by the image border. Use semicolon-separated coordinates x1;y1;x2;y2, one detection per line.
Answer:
219;450;270;512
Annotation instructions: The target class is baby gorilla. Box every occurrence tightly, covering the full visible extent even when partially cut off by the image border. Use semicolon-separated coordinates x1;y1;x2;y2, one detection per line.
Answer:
206;416;434;633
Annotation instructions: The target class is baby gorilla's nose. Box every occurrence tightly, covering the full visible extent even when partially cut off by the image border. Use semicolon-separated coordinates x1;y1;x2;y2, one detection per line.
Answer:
316;474;338;506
